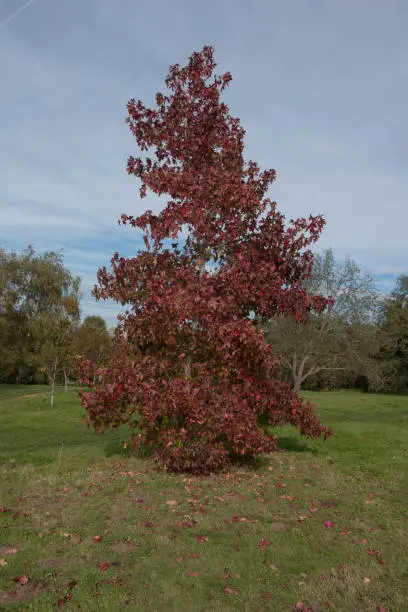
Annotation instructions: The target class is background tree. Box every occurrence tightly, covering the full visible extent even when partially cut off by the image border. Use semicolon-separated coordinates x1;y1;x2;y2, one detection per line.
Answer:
74;315;112;379
0;246;81;387
260;248;382;392
78;46;331;474
378;274;408;391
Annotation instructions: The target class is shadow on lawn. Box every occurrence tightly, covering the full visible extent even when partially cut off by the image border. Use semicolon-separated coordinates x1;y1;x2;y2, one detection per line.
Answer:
275;435;317;454
103;431;319;462
104;435;130;458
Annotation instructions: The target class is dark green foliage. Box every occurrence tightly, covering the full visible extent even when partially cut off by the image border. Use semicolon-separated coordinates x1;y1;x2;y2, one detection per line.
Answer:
378;275;408;391
0;246;80;384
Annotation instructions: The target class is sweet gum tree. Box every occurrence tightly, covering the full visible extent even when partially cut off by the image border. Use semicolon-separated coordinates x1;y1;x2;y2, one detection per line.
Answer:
78;46;331;473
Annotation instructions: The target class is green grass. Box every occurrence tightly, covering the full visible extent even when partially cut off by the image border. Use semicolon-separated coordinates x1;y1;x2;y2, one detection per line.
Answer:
0;388;407;611
0;385;50;401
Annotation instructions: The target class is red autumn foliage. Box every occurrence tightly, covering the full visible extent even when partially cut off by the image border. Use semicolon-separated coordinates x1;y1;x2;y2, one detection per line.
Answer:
78;45;331;474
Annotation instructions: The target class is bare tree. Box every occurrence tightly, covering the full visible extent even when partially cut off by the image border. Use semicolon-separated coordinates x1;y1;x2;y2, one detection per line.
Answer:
260;248;382;392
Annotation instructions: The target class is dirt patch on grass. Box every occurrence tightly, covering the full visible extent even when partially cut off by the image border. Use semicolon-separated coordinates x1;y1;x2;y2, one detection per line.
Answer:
315;498;340;508
270;522;290;532
111;541;141;553
9;393;47;401
0;544;23;555
37;557;72;568
0;581;44;605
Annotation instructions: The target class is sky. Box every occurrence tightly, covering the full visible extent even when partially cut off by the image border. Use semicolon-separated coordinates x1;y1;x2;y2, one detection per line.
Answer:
0;0;407;324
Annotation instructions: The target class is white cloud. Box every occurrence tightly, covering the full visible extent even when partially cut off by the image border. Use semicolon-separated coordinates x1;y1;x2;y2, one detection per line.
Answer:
0;0;407;323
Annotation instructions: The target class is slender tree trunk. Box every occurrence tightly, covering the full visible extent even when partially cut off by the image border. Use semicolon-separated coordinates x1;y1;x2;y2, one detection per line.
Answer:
16;366;23;385
51;356;58;408
64;368;68;392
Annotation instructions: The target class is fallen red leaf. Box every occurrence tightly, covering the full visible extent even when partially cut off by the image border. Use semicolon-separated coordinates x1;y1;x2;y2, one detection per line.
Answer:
67;581;77;590
294;602;314;612
98;562;110;572
224;587;239;595
13;574;29;585
144;521;154;528
177;520;196;528
0;506;9;513
196;535;209;543
186;571;198;577
365;549;380;556
93;536;103;543
176;557;184;563
259;538;271;548
323;521;335;528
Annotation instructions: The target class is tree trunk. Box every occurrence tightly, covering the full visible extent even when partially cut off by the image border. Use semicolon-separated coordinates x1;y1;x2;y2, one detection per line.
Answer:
291;353;308;393
51;356;58;408
16;366;23;385
292;375;302;394
64;368;68;392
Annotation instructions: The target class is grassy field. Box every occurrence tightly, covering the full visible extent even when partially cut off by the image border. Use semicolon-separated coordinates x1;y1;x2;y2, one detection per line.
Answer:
0;388;407;611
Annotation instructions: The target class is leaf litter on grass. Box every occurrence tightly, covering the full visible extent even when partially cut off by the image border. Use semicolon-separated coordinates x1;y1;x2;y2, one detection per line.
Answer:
0;389;407;610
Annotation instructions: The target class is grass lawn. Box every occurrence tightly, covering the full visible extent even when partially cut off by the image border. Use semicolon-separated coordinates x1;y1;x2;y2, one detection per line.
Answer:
0;388;407;611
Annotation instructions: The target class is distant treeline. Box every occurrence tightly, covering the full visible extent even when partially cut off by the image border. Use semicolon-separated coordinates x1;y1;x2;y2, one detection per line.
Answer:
1;246;407;392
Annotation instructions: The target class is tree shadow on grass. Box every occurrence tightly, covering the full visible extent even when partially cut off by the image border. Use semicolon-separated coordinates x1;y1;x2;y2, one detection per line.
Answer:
103;433;319;462
104;437;129;458
276;435;318;454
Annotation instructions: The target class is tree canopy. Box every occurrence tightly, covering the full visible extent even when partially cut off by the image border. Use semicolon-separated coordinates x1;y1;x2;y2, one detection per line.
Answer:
260;248;383;392
0;246;80;384
78;46;332;474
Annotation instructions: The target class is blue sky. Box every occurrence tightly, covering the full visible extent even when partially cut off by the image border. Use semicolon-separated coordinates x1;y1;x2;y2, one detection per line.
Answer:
0;0;407;323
